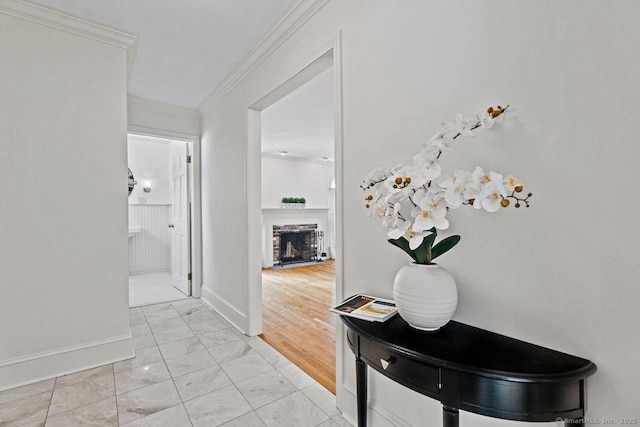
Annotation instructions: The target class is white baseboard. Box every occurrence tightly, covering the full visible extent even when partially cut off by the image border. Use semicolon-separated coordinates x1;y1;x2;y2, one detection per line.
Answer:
129;268;171;275
0;333;134;391
338;382;415;427
200;286;248;334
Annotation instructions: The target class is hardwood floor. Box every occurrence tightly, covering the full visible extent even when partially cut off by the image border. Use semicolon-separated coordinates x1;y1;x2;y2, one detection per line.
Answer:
260;260;336;394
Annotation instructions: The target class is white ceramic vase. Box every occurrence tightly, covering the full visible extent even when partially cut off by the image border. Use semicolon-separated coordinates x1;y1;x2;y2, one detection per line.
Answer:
393;263;457;331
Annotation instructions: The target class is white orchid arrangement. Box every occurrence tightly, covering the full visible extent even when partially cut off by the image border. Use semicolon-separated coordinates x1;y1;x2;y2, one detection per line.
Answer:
361;105;532;265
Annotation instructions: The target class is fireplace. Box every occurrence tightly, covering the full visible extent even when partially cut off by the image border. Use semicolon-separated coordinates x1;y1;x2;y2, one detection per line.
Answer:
273;224;317;266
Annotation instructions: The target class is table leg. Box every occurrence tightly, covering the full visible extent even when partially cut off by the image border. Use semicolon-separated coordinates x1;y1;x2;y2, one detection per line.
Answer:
356;358;367;427
443;406;459;427
566;419;584;427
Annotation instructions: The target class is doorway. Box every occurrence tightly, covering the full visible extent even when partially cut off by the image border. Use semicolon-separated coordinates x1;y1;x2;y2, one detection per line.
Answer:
246;42;343;395
127;133;194;307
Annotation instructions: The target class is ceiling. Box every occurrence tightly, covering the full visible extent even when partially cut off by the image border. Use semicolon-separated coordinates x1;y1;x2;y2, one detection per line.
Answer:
26;0;334;162
261;68;334;162
27;0;299;109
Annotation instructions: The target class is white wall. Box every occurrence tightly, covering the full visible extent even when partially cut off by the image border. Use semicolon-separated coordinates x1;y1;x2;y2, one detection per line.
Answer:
200;0;640;424
128;137;172;205
261;156;334;208
0;1;135;389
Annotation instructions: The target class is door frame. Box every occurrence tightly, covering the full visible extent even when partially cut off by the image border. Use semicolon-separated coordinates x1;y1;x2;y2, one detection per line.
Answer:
128;126;203;298
245;31;344;372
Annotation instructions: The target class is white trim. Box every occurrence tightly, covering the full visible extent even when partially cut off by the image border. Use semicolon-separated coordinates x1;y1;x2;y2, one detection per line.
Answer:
0;333;133;391
261;152;334;165
128;96;201;119
126;39;139;84
0;0;137;49
246;109;263;336
127;127;203;299
128;268;171;276
127;126;198;144
245;31;344;363
0;0;138;80
339;383;415;427
198;0;330;114
200;287;248;335
332;32;346;416
0;333;131;367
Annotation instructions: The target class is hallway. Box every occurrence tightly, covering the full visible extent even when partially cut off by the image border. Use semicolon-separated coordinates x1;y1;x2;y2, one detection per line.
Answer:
0;299;347;426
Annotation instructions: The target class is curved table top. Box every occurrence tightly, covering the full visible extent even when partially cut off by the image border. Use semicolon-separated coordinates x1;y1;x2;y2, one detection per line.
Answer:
342;315;597;383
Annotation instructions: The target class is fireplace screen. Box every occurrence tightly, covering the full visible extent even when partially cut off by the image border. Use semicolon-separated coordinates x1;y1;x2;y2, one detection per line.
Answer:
273;226;318;265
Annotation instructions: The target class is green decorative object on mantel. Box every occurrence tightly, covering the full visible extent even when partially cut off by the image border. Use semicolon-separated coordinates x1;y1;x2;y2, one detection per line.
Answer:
281;197;306;209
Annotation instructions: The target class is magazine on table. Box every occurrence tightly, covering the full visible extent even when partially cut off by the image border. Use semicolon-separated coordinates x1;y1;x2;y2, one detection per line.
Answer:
330;294;398;322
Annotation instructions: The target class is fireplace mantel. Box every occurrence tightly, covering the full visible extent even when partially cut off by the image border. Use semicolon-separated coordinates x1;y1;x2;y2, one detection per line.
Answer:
261;208;329;268
262;208;329;220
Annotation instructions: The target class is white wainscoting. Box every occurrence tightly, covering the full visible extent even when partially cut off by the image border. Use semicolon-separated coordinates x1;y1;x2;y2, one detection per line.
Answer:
128;204;171;274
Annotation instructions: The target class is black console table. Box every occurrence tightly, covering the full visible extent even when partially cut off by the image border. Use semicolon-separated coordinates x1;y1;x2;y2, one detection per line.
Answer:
342;315;596;427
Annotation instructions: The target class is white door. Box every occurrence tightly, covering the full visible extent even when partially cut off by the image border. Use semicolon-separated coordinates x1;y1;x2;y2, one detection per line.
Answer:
171;143;190;296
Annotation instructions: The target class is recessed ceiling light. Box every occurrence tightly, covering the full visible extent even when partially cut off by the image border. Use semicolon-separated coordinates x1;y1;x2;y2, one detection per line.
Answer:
321;157;329;161
277;151;288;156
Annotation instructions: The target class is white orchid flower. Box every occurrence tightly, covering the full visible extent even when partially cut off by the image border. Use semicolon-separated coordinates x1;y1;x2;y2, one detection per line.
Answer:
412;146;442;181
411;194;449;231
364;167;386;183
463;180;480;202
384;165;429;194
382;202;402;228
474;182;508;212
471;166;491;187
384;190;407;206
476;109;495;129
387;219;411;240
470;167;505;190
503;174;523;192
367;196;387;219
413;144;439;165
440;170;472;208
428;132;455;150
411;186;444;207
407;229;434;250
363;166;392;188
489;172;507;194
454;113;475;137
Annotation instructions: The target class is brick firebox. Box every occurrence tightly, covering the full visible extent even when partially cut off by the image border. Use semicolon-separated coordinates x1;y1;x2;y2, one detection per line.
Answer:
272;224;318;265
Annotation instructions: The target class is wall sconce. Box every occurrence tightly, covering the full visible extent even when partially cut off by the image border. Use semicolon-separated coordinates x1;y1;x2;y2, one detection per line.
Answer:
143;180;152;193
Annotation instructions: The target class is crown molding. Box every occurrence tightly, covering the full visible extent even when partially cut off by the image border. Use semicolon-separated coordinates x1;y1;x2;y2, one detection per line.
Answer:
0;0;137;81
198;0;330;115
128;95;201;119
0;0;137;50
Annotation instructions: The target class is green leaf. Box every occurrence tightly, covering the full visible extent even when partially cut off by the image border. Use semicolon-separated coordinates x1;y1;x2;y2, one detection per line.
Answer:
388;238;418;263
414;233;437;264
431;235;461;260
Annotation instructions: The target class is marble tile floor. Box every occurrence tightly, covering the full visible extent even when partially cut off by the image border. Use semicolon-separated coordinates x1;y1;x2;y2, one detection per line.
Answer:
0;299;351;427
129;272;189;307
